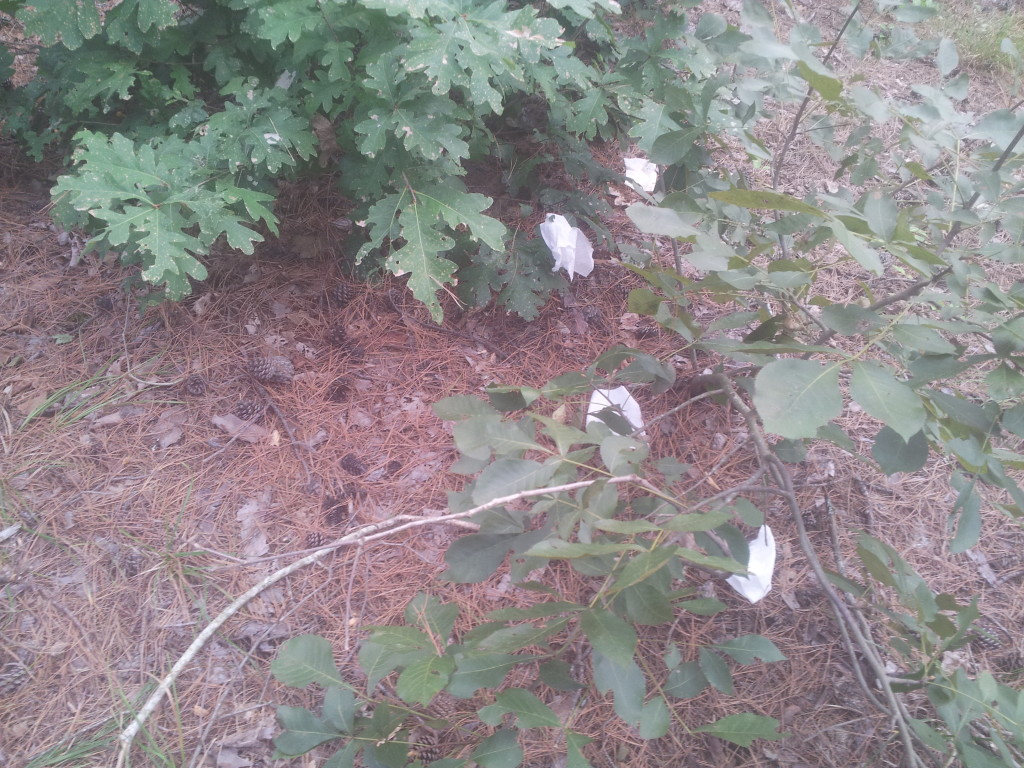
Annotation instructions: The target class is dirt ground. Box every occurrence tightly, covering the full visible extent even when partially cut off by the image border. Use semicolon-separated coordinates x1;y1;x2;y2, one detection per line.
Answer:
3;2;1024;768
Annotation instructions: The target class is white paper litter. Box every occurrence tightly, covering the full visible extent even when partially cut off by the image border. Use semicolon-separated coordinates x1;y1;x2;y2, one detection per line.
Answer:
624;156;659;193
726;525;776;603
540;213;594;280
586;386;645;435
274;70;296;90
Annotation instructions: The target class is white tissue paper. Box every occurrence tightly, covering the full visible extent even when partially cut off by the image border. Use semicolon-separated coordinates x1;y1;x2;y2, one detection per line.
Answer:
726;525;776;603
540;213;594;280
586;386;645;436
623;157;658;193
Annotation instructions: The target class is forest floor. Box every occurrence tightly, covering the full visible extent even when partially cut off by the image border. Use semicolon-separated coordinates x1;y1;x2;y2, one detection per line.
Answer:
2;2;1024;768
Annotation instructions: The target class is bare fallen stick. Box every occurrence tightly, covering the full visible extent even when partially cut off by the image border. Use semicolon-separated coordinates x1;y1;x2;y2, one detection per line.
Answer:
113;474;643;767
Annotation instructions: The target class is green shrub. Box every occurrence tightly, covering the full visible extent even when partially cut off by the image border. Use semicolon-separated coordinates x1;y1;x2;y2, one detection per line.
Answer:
2;0;636;318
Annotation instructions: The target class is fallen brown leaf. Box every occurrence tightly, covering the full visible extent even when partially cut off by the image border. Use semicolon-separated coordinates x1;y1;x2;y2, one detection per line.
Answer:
211;414;271;443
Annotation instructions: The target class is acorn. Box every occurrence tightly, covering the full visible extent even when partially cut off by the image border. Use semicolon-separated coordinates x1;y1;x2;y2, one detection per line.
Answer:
248;355;294;385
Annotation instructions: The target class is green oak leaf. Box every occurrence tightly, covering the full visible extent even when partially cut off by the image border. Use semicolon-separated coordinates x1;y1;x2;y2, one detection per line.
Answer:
19;0;101;48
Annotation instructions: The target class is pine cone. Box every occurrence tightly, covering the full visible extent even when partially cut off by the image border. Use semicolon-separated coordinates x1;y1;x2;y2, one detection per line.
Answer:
234;399;265;423
970;618;1007;652
339;453;367;475
329;282;358;308
323;494;353;528
325;322;349;347
182;374;207;397
327;377;351;403
409;727;444;763
429;691;460;720
0;662;29;696
248;355;294;385
307;494;355;549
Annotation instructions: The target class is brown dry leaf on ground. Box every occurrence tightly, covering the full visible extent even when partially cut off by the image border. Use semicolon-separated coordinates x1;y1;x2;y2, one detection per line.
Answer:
211;413;271;444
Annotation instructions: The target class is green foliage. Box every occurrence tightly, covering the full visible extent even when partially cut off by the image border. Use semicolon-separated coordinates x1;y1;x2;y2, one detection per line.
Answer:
277;1;1024;763
51;130;278;298
1;0;642;317
848;536;1024;764
272;354;790;763
620;1;1024;553
605;3;1024;763
926;1;1024;80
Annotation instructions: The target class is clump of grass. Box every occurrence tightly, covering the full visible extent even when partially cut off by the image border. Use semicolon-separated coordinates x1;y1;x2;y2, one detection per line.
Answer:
929;0;1024;80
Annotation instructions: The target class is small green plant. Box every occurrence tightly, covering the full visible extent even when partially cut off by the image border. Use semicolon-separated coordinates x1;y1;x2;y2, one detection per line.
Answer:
927;0;1024;79
609;2;1024;764
7;1;1024;766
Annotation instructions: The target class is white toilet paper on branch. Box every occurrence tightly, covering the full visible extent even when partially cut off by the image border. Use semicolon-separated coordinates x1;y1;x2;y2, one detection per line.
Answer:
541;213;594;281
725;525;776;603
623;156;658;193
586;386;645;436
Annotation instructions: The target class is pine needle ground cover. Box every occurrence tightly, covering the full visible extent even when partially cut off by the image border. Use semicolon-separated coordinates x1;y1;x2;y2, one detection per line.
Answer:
4;0;1024;766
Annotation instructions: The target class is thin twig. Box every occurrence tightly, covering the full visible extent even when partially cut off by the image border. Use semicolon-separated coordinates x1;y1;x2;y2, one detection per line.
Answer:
813;114;1024;349
771;1;863;193
186;569;331;768
637;386;724;435
211;514;476;569
680;434;752;496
